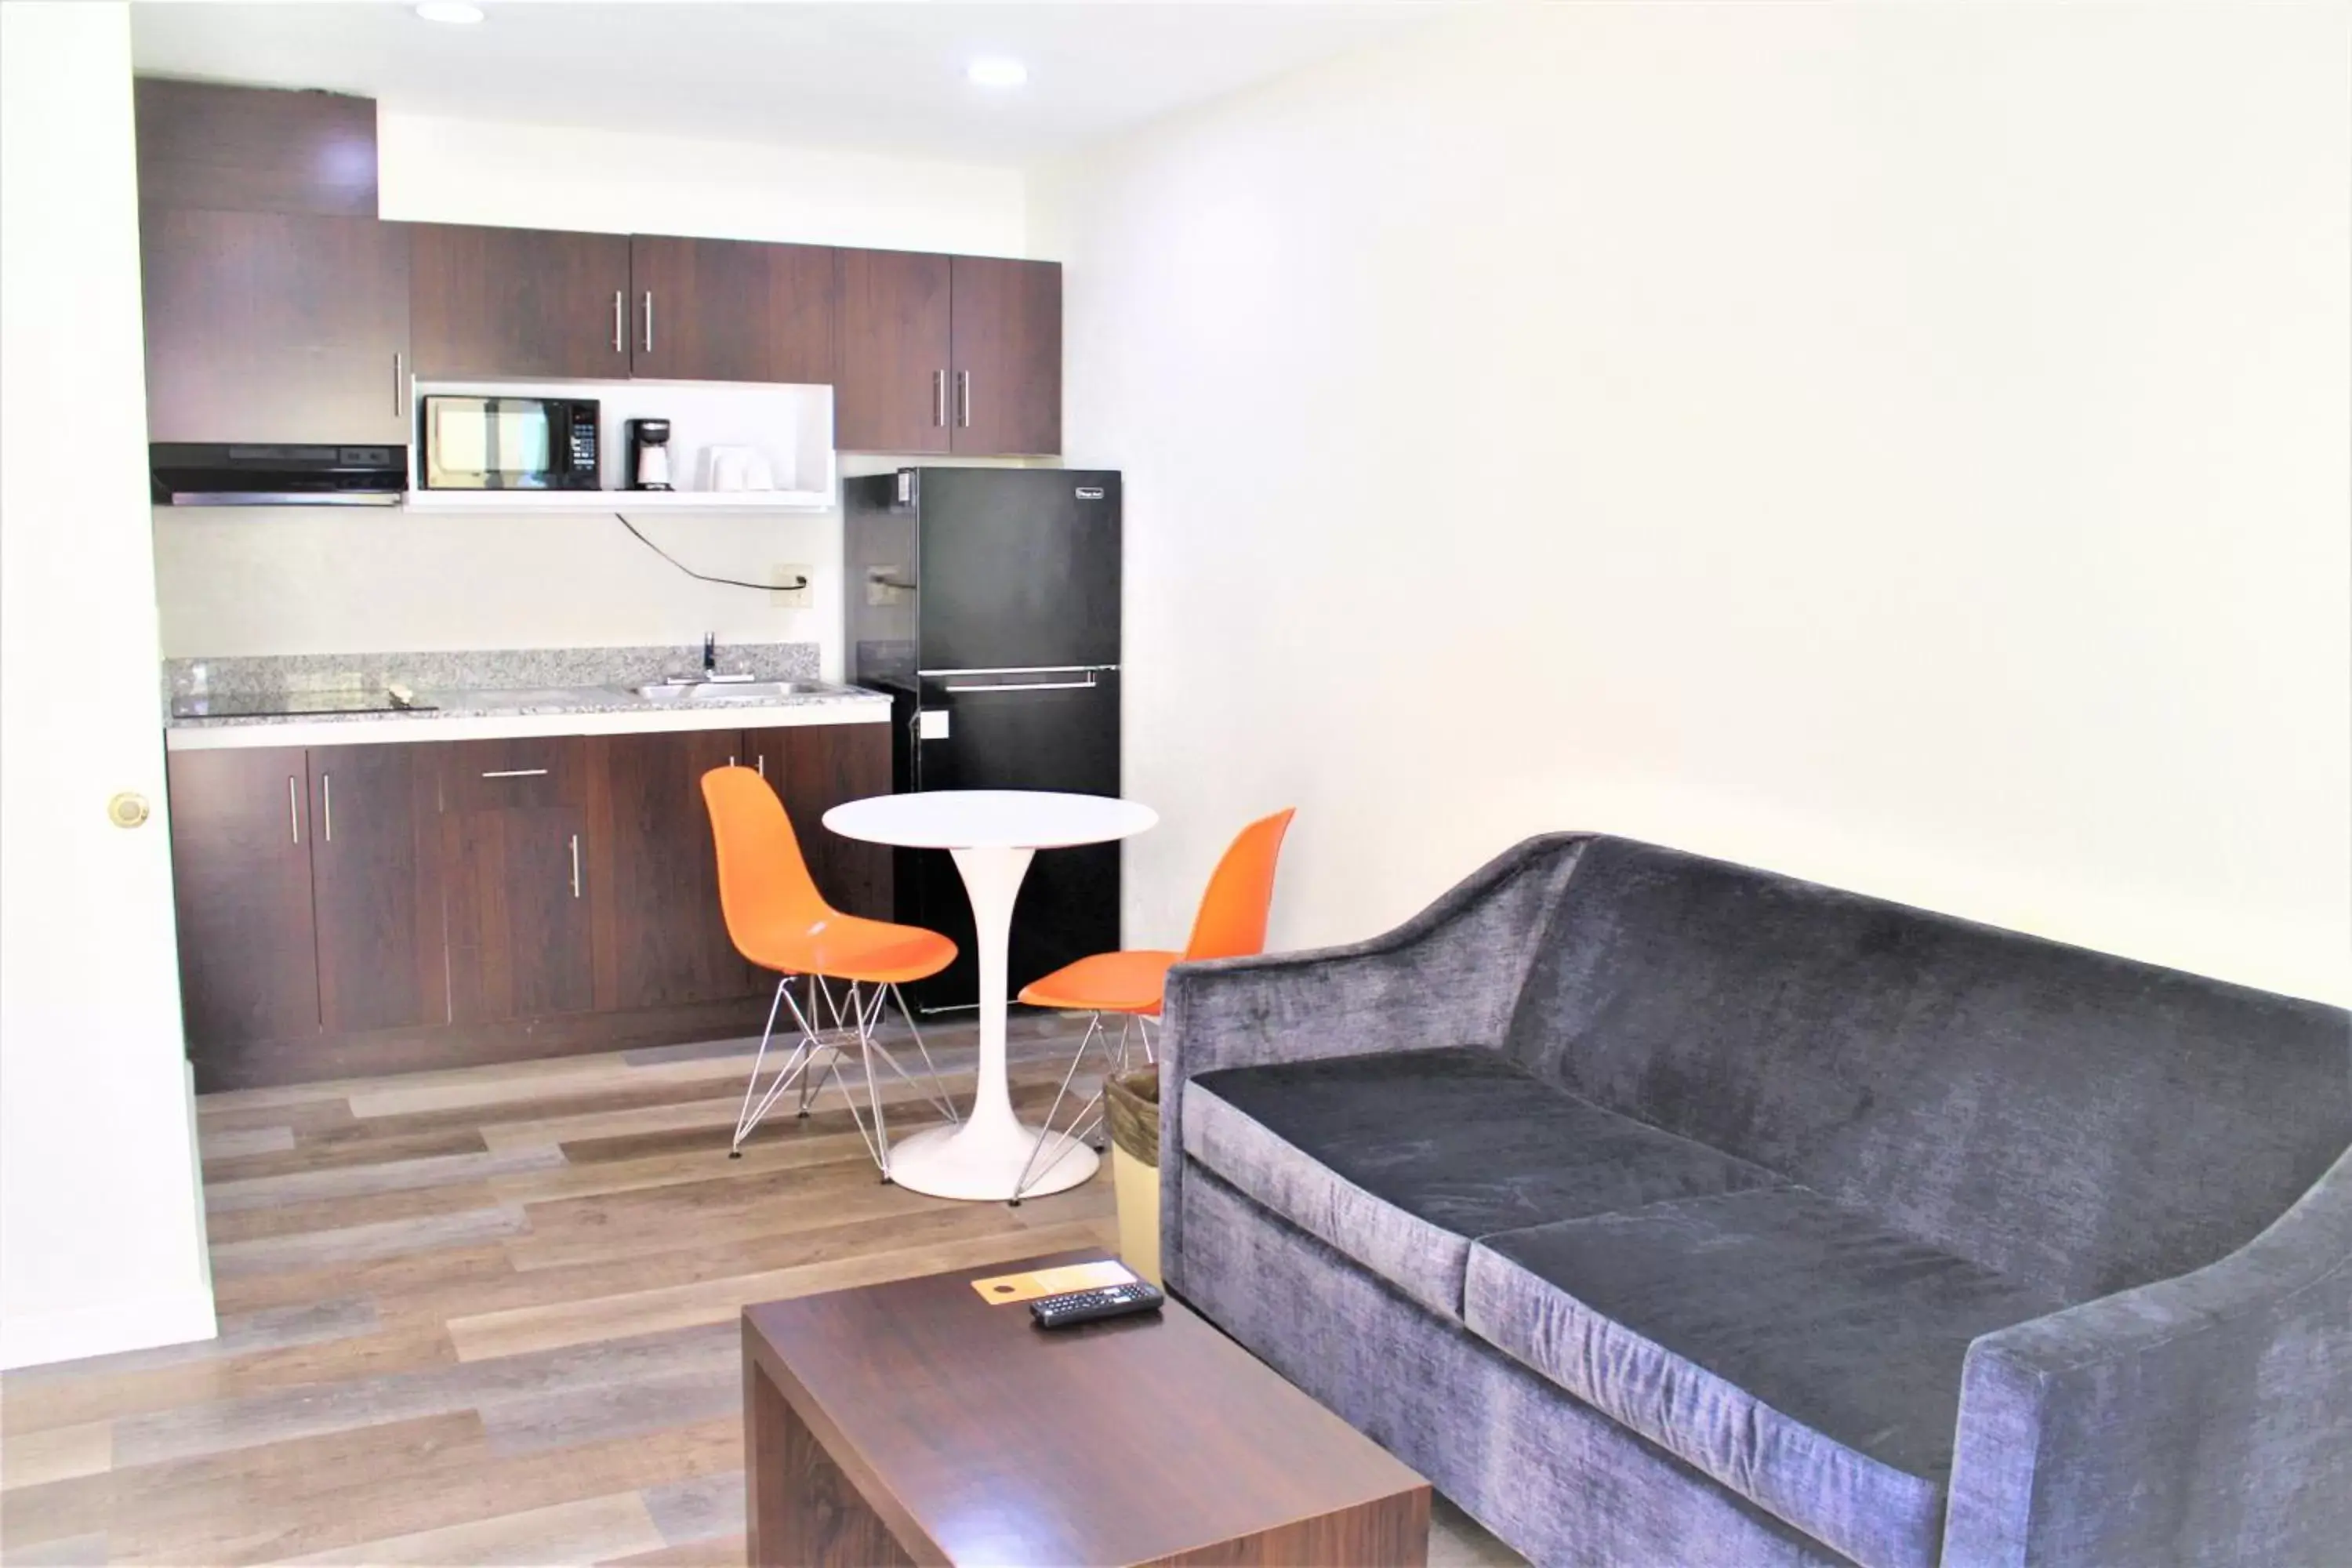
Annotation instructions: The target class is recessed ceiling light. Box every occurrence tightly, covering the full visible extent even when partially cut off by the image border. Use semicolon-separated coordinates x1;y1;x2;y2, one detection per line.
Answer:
415;2;485;24
967;57;1029;89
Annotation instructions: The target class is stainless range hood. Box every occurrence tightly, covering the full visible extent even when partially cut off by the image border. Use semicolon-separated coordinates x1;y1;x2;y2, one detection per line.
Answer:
151;443;406;506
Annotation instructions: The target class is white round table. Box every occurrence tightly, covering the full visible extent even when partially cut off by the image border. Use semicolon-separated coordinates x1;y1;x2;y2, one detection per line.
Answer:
822;789;1159;1201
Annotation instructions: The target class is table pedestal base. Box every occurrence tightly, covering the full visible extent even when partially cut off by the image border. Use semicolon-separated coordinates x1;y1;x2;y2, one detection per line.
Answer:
885;1116;1099;1201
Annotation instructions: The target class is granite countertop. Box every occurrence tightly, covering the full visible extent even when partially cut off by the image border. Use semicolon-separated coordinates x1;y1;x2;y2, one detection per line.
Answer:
162;644;891;751
167;680;886;728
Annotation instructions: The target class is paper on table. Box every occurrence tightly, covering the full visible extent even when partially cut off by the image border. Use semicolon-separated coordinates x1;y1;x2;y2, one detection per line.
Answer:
970;1260;1136;1304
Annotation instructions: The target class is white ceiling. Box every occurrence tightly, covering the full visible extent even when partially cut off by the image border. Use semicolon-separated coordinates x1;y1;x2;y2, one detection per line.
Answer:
129;1;1452;167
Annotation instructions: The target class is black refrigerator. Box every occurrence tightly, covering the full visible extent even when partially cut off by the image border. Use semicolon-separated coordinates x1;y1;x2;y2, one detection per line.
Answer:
844;467;1122;1014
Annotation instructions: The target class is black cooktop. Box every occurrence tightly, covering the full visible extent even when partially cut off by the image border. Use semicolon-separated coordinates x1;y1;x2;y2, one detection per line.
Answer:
171;691;437;720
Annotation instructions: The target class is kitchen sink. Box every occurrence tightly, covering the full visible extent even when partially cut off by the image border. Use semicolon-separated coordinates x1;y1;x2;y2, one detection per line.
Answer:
624;681;818;702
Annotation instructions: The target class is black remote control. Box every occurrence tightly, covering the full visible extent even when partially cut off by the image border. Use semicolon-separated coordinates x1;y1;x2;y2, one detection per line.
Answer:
1029;1281;1165;1329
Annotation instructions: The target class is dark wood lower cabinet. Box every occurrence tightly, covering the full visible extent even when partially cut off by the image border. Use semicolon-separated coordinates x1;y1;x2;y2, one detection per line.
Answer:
310;744;444;1034
437;738;597;1025
171;720;897;1089
191;996;777;1094
166;746;321;1051
743;721;893;921
589;730;753;1010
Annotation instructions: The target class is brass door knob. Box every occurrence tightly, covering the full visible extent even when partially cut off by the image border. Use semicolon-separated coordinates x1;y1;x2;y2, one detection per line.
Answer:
107;791;151;829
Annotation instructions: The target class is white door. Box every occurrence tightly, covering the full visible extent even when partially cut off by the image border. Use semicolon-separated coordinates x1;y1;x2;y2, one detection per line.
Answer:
0;1;216;1368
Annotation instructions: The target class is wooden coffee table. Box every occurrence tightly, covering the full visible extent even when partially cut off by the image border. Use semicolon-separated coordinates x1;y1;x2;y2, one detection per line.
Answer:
742;1249;1432;1566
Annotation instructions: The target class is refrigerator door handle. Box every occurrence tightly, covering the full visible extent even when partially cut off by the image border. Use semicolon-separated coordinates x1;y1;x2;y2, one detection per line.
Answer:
942;677;1097;693
917;664;1118;677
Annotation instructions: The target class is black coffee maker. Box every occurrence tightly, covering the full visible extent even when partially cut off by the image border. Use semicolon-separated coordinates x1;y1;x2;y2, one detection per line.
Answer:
625;418;673;491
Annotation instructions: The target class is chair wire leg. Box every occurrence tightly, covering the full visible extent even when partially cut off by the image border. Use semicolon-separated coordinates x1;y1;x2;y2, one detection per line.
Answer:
1072;1012;1108;1076
856;982;892;1181
806;980;889;1181
891;986;960;1125
858;988;962;1156
776;980;840;1118
732;975;816;1156
796;976;827;1116
1011;1017;1104;1203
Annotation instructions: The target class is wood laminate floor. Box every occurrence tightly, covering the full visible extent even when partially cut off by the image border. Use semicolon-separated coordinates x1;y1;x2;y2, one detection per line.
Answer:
0;1013;1519;1567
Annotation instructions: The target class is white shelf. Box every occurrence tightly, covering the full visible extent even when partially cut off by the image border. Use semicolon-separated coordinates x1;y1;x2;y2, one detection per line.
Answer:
401;488;834;514
409;376;837;513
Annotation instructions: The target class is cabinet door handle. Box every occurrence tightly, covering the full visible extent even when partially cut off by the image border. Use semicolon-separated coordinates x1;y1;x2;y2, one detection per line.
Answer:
957;370;971;428
322;774;333;842
642;291;654;354
392;352;404;419
570;833;582;898
481;768;549;779
755;753;764;779
288;776;300;844
612;290;624;354
933;369;947;428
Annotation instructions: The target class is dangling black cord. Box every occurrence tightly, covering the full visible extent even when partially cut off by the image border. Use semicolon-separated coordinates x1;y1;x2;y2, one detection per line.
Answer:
614;513;808;593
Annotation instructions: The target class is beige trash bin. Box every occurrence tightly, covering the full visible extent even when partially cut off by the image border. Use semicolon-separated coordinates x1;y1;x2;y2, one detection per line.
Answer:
1104;1068;1162;1286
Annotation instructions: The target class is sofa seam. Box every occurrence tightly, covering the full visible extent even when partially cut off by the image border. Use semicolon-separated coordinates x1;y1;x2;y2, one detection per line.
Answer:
1467;1181;1806;1259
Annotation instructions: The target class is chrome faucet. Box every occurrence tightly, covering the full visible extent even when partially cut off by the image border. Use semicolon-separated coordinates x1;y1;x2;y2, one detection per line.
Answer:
701;633;752;684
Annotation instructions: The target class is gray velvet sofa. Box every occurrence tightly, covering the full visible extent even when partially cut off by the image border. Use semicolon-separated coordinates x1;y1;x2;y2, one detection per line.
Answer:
1158;833;2350;1568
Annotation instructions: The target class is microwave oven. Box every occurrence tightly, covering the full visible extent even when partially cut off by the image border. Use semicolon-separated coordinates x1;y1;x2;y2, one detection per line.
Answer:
420;395;601;490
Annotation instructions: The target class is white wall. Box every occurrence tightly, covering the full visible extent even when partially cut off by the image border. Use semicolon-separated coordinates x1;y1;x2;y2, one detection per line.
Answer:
378;111;1025;256
1037;2;2352;1004
156;503;849;667
153;111;1033;666
154;456;1025;677
2;2;216;1368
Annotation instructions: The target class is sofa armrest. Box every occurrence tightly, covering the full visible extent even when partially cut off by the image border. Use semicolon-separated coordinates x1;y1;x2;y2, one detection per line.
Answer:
1944;1145;2352;1567
1158;833;1590;1294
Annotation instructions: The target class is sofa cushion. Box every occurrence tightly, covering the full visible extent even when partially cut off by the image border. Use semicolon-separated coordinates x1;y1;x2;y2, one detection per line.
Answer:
1185;1045;1783;1319
1499;837;2352;1302
1466;1187;2063;1568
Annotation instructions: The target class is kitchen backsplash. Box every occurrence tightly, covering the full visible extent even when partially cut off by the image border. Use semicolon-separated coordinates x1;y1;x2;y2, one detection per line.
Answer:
164;642;822;700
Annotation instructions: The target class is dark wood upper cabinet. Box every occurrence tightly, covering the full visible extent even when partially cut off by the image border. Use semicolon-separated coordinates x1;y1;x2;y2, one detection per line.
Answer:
950;256;1062;456
165;747;320;1050
835;248;953;455
309;744;444;1036
132;82;1062;447
140;209;410;445
586;730;753;1010
437;739;596;1025
629;236;837;385
135;78;376;216
742;722;894;923
762;242;844;387
408;223;630;380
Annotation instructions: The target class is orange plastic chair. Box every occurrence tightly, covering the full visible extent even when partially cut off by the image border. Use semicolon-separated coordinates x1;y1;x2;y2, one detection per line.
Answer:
1017;808;1295;1152
702;766;960;1171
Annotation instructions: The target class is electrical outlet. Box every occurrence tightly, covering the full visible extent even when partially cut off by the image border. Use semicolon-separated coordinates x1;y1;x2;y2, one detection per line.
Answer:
770;564;813;609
